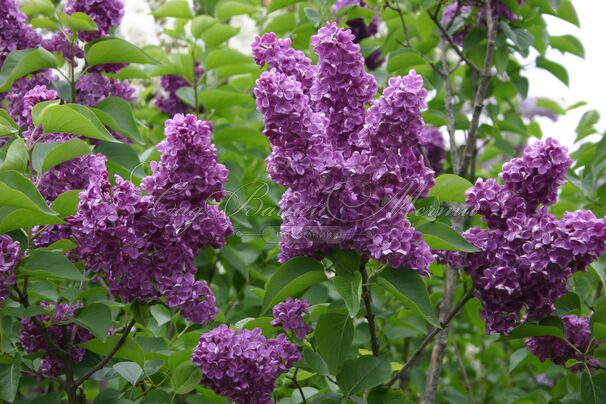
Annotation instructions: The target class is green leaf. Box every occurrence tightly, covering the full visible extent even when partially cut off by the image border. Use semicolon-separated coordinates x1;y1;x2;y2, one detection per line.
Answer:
417;221;480;252
171;363;202;394
304;7;321;26
336;356;391;396
85;38;158;67
215;0;255;20
0;207;64;233
81;335;145;366
20;0;55;16
94;97;143;143
31;16;59;30
0;48;57;92
0;360;20;402
377;267;439;327
236;317;275;337
590;308;606;339
315;312;353;374
327;249;360;275
95;142;145;181
576;110;600;140
113;362;143;385
0;170;57;215
550;34;585;58
536;56;569;86
59;11;98;31
130;301;150;327
262;257;326;314
0;138;28;173
32;138;91;174
506;316;565;339
75;303;112;342
509;348;528;372
150;304;172;326
554;292;581;315
51;189;81;217
205;48;251;70
268;0;304;12
428;174;473;204
199;23;240;48
36;104;117;142
581;372;606;404
387;49;427;74
152;0;194;19
22;249;83;281
333;272;362;317
191;15;218;37
199;88;252;111
548;0;580;27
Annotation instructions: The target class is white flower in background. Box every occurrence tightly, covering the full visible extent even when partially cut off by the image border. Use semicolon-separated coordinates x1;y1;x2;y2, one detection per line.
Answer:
228;15;258;55
120;0;159;46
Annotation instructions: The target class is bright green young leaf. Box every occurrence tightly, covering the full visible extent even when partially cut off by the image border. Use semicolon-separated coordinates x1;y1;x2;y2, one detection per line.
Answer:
377;267;439;327
59;11;98;31
428;174;473;204
417;221;480;252
0;360;21;402
199;88;252;111
576;110;600;140
81;335;145;366
113;362;143;385
32;138;92;173
215;0;255;20
85;38;158;67
0;48;57;92
36;104;117;142
387;49;427;74
75;303;113;342
205;48;251;70
536;56;569;86
94;96;143;143
546;0;580;27
262;257;326;313
237;317;275;337
0;138;28;173
20;0;55;16
22;249;83;281
171;363;202;394
315;312;353;374
51;189;82;217
333;272;362;317
199;23;240;48
152;0;194;19
191;15;218;37
268;0;304;13
31;17;59;30
550;34;585;58
336;356;391;396
0;170;57;215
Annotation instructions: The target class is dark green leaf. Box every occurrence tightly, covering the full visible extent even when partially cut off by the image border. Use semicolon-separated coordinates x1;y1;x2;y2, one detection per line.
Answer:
32;138;92;173
50;189;81;217
85;38;158;67
81;335;145;366
0;138;27;173
75;303;112;342
0;170;57;215
333;272;362;317
581;372;606;404
171;363;201;394
377;267;439;326
0;359;20;402
506;316;565;339
417;221;480;252
113;362;143;385
0;48;57;92
328;249;360;275
36;104;117;142
22;249;83;281
315;312;353;374
94;97;143;143
336;356;391;396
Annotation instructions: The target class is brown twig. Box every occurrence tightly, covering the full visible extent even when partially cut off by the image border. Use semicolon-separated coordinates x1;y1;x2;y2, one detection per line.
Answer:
385;289;474;387
74;320;136;386
427;10;480;73
360;259;380;356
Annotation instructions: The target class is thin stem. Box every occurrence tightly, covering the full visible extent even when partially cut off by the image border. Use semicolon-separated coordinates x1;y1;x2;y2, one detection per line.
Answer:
454;340;476;404
439;36;459;172
427;10;479;73
74;320;136;386
291;368;308;404
385;289;474;387
360;259;380;356
385;1;411;47
458;0;497;177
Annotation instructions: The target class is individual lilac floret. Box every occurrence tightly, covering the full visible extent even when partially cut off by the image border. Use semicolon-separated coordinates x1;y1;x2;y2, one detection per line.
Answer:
192;325;301;404
19;302;94;377
501;137;572;208
0;0;41;65
155;63;204;116
0;235;20;304
253;25;435;275
526;315;602;371
76;72;135;106
421;126;446;174
65;0;125;41
271;298;312;339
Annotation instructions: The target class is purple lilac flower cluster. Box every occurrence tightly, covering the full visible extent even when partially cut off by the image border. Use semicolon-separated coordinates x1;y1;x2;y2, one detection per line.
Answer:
69;114;232;324
332;0;383;69
526;315;602;371
0;0;41;65
65;0;125;42
253;24;435;275
75;72;136;106
19;302;94;377
441;138;606;334
155;63;204;116
271;298;312;339
421;126;446;174
192;324;301;403
0;235;21;304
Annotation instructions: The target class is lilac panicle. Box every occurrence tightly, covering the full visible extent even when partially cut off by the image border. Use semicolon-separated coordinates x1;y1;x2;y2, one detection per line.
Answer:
271;298;312;339
0;235;20;304
442;138;606;335
526;315;602;371
155;63;204;116
253;24;435;275
0;0;41;65
192;325;301;403
65;0;125;41
421;126;446;173
76;72;135;106
19;302;94;377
